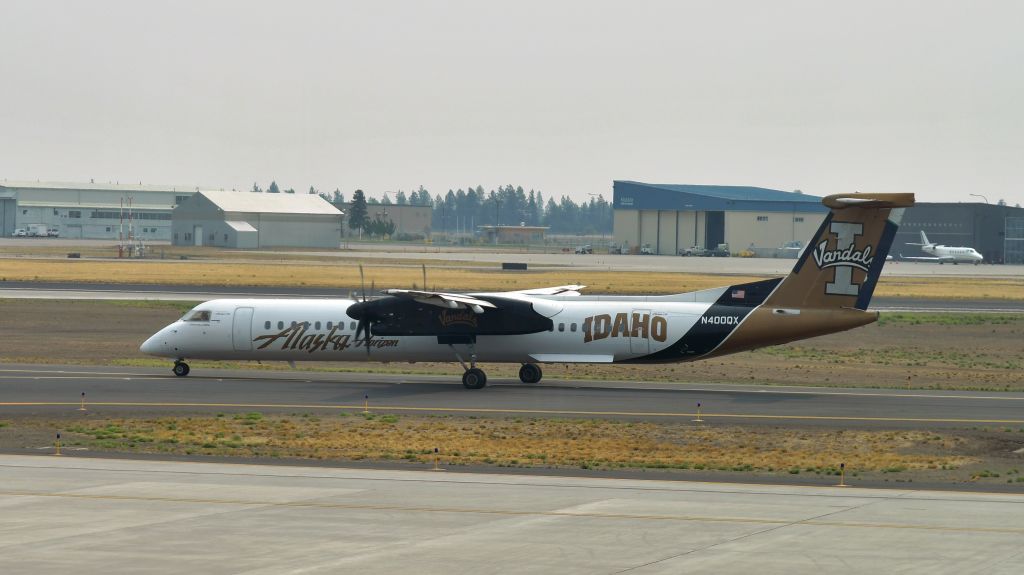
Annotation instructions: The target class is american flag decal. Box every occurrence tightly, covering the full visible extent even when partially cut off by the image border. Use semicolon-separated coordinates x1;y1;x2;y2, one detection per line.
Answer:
731;289;745;299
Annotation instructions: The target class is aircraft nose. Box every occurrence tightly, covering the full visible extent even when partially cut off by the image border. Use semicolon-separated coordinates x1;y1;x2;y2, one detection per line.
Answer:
140;327;173;356
139;333;160;355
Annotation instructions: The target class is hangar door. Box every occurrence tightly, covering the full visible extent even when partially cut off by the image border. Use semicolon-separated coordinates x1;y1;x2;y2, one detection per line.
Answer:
0;197;15;237
705;211;725;248
232;307;254;351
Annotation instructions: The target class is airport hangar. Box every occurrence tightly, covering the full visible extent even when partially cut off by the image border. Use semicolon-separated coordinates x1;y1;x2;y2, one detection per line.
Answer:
894;202;1024;264
0;180;198;240
611;181;827;256
612;181;1024;264
171;190;343;249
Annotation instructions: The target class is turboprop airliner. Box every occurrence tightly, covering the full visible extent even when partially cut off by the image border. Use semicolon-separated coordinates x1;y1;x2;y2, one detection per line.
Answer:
141;193;914;389
901;230;983;265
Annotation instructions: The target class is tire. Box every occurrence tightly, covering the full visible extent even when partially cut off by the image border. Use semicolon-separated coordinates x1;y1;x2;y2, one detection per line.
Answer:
462;368;487;389
519;363;543;384
173;362;190;377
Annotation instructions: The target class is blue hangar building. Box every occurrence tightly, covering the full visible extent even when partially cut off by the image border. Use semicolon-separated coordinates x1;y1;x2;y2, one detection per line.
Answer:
612;181;827;255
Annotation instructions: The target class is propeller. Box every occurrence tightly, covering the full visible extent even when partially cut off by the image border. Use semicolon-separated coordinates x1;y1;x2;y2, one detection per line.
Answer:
352;264;375;355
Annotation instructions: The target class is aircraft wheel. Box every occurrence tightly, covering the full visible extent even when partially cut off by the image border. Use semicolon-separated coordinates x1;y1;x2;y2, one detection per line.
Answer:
173;362;190;377
519;363;543;384
462;368;487;389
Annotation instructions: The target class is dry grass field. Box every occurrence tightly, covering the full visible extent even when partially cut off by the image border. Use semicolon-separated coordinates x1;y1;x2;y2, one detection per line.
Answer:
5;413;1021;485
2;257;1024;298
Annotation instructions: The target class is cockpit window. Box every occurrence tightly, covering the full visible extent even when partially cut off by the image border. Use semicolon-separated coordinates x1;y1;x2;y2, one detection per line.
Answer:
185;310;211;322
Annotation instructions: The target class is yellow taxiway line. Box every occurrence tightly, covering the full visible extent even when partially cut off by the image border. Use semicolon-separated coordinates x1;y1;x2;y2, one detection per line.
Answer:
1;401;1023;425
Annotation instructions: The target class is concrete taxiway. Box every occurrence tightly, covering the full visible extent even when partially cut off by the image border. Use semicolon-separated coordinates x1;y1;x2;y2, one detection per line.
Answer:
1;281;1021;313
0;454;1021;574
1;365;1022;428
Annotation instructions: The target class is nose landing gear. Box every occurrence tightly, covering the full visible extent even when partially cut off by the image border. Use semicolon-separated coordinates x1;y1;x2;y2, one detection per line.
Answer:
173;361;190;377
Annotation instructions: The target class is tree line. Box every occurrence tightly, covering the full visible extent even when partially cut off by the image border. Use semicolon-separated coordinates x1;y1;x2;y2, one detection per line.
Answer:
249;181;613;236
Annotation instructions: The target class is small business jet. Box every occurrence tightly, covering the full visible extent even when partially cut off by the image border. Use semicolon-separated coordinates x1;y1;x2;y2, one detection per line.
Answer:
901;230;983;265
141;193;914;389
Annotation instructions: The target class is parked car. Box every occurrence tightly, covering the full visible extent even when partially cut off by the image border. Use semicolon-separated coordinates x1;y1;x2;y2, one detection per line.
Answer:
11;228;27;237
639;244;654;255
47;228;60;237
574;244;593;254
678;245;708;257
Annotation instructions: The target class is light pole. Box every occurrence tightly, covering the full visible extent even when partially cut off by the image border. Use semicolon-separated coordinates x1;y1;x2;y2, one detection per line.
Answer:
970;193;989;204
494;198;501;245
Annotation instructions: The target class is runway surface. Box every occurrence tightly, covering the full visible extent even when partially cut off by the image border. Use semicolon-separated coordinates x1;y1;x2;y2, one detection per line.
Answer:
1;280;1022;312
2;365;1022;428
0;454;1022;574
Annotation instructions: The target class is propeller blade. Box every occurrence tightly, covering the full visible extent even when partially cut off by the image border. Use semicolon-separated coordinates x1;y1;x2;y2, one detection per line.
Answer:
359;264;366;302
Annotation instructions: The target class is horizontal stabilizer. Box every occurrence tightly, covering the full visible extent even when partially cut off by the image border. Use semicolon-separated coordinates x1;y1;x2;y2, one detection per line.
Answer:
822;193;915;209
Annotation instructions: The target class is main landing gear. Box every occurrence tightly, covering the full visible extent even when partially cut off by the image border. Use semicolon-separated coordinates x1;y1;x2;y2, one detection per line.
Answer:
450;344;487;389
173;360;190;377
447;345;543;389
462;368;487;390
518;363;543;384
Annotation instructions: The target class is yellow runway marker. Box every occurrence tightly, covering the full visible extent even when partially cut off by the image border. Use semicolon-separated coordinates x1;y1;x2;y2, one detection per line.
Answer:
1;401;1023;425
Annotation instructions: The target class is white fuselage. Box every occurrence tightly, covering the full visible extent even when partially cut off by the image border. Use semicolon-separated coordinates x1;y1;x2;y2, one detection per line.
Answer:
141;297;720;365
922;244;984;263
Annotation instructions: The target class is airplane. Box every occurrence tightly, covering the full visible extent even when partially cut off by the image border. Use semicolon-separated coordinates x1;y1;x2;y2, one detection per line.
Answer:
901;230;983;265
141;192;914;389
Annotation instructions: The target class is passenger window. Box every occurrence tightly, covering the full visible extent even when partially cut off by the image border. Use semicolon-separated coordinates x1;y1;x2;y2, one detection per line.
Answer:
350;321;356;330
264;321;270;329
185;310;211;322
558;323;565;332
278;321;284;329
326;321;333;330
570;323;577;332
315;321;321;330
291;321;297;327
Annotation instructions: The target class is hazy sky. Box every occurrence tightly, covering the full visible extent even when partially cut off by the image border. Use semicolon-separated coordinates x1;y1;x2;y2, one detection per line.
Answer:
2;1;1021;204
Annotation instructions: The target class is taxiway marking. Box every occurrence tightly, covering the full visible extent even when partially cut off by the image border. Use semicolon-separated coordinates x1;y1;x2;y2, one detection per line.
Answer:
1;401;1023;424
1;369;1023;403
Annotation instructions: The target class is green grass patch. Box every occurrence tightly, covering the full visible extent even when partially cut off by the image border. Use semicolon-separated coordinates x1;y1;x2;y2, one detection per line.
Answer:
877;312;1024;327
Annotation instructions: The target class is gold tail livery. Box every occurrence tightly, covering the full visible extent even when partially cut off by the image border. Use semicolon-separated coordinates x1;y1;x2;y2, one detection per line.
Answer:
142;193;914;389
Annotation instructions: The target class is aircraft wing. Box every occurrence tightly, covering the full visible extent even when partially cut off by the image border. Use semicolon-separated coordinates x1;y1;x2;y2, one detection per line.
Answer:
898;254;947;262
509;284;587;296
382;289;497;313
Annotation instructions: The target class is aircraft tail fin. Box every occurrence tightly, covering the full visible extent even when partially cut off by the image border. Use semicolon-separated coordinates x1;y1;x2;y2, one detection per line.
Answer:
919;230;930;246
763;193;915;311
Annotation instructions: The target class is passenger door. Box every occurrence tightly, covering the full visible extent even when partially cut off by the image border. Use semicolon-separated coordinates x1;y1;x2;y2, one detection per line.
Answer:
629;309;650;355
232;307;254;351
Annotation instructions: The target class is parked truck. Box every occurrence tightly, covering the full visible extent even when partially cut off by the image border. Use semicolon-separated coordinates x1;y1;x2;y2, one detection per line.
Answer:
26;224;49;237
